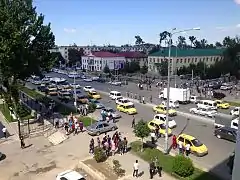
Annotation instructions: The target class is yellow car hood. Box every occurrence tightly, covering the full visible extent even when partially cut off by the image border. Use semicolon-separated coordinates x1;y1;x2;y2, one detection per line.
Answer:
169;109;176;114
159;128;172;134
222;103;230;106
93;94;100;98
195;145;208;153
128;108;137;112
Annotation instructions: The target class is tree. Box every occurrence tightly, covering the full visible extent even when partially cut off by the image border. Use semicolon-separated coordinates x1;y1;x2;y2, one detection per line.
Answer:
103;64;110;74
140;63;148;74
177;36;186;49
189;36;196;48
135;35;144;45
215;42;223;48
129;61;140;73
156;60;168;76
133;119;151;151
68;48;83;67
159;31;170;47
0;0;56;111
200;39;208;48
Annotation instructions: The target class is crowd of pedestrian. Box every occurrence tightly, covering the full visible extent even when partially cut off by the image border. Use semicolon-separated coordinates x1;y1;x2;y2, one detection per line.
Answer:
89;131;128;156
100;109;116;123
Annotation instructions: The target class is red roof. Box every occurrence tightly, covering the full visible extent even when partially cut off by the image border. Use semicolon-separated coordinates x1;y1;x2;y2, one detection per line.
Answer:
117;52;147;58
91;51;122;57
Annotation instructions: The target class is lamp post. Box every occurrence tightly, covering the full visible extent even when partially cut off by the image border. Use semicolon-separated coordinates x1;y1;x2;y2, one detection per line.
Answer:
164;27;200;154
73;73;77;112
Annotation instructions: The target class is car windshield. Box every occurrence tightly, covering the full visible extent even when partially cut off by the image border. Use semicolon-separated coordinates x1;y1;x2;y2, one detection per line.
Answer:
92;92;97;95
86;86;92;89
191;139;203;147
126;105;134;109
159;124;166;129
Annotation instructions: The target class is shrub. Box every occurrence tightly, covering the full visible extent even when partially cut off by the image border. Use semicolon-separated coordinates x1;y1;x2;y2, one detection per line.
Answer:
172;155;194;177
88;102;97;113
112;160;126;177
94;147;107;163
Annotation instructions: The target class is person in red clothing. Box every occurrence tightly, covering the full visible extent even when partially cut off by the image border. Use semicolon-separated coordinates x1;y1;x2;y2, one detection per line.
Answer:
71;123;75;134
79;121;83;132
172;135;177;149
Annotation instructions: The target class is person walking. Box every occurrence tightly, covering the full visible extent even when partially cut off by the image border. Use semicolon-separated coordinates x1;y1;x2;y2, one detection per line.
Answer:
149;161;155;179
142;96;145;104
2;126;7;138
178;140;183;154
20;136;25;149
172;135;177;149
133;160;139;177
150;130;156;144
185;142;191;156
131;115;135;128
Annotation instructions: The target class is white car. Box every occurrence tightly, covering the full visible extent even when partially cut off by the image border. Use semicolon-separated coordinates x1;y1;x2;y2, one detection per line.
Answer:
68;72;81;78
190;107;217;117
83;86;95;92
153;114;177;128
116;98;133;106
161;100;179;108
92;76;99;81
230;107;240;116
190;95;199;104
32;80;42;85
83;78;93;82
109;81;122;86
56;170;86;180
70;83;81;89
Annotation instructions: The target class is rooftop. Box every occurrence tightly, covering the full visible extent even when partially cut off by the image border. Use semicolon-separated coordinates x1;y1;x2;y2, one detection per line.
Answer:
90;51;123;57
149;48;226;57
117;52;147;58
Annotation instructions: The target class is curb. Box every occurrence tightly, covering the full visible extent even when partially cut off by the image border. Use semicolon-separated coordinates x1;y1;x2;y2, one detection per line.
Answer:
77;160;106;180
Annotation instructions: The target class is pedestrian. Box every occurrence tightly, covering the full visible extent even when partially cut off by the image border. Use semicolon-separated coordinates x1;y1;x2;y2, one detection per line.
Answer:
55;119;59;128
74;122;79;135
133;160;139;177
150;130;155;144
149;161;155;179
178;140;183;154
131;115;135;128
142;96;145;104
79;121;83;132
185;142;191;156
123;137;128;154
97;137;101;147
172;135;177;149
2;126;7;138
111;139;116;156
20;136;25;149
150;95;152;103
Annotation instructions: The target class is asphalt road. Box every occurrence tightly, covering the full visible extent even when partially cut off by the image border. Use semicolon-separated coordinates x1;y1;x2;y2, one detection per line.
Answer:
27;73;235;177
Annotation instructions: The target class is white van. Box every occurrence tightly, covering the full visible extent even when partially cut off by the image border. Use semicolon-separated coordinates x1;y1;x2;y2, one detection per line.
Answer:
109;91;122;100
197;100;217;110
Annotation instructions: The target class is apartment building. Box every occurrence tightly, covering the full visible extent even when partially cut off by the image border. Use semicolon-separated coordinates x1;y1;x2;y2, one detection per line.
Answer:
148;48;225;75
117;52;148;67
81;51;125;71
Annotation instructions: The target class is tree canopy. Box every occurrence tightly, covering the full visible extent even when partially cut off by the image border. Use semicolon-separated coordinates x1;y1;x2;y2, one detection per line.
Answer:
0;0;56;106
133;119;151;141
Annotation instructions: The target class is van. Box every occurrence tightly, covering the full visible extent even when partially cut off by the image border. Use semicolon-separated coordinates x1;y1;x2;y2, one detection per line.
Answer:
197;100;217;110
190;96;200;104
109;91;122;100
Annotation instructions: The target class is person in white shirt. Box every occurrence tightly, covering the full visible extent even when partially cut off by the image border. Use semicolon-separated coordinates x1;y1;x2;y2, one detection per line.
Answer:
133;160;139;177
178;140;183;154
150;131;156;144
2;126;7;138
185;143;191;156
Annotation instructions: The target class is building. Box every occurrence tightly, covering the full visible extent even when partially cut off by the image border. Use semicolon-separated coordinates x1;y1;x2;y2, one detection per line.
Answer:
117;52;148;67
81;51;125;71
148;48;225;75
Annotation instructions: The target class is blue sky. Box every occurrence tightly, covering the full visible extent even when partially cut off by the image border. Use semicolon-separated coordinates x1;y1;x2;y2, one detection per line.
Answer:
34;0;240;46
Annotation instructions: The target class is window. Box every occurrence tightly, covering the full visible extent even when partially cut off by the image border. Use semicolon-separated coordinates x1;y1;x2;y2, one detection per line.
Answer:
178;137;184;142
60;177;68;180
184;59;186;63
176;59;179;63
191;139;203;147
157;58;160;63
188;58;190;63
195;58;197;62
180;59;183;63
185;139;192;146
103;123;109;127
149;122;155;126
192;58;194;62
97;124;103;129
233;122;238;127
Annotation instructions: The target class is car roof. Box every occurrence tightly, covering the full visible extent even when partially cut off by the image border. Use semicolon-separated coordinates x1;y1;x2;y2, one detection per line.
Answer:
179;134;196;140
155;114;166;117
58;170;84;179
110;90;121;93
85;86;92;88
150;120;163;125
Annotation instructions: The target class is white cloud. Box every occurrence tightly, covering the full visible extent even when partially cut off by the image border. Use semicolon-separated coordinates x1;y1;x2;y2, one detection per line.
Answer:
63;28;77;33
236;24;240;28
234;0;240;5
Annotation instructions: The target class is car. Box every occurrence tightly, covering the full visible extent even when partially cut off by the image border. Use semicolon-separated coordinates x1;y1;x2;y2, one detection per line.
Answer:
153;105;177;116
189;107;217;118
190;95;200;104
109;81;122;86
117;104;137;115
230;107;240;116
83;86;95;92
37;84;47;92
91;76;99;81
215;100;230;109
46;85;58;96
70;83;81;89
83;78;93;82
88;99;104;109
220;84;232;90
152;114;177;128
97;78;106;83
103;107;121;119
177;134;208;157
32;79;42;85
115;98;133;106
161;100;179;108
56;170;86;180
86;121;118;136
68;72;81;78
148;120;172;137
88;91;101;99
77;95;89;104
58;91;72;103
214;127;237;142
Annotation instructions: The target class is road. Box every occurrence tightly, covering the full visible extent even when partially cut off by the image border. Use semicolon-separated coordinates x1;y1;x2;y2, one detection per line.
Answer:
26;73;235;176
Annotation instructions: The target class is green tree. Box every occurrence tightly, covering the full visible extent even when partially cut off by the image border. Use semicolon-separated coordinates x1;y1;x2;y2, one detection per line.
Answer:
0;0;56;112
156;60;168;76
135;35;144;45
103;64;110;74
189;36;196;48
68;48;83;67
129;61;140;73
177;36;186;49
133;119;151;151
140;63;148;74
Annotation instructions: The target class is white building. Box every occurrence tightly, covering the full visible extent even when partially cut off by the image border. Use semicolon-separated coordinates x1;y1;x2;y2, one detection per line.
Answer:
81;51;126;71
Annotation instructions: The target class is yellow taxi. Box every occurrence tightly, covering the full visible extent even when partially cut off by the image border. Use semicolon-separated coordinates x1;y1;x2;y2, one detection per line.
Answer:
177;134;208;157
148;119;172;136
88;91;101;99
215;100;230;109
153;104;177;116
117;104;137;115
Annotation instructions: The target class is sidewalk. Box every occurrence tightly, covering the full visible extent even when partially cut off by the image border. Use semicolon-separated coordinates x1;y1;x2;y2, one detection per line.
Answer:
108;153;176;180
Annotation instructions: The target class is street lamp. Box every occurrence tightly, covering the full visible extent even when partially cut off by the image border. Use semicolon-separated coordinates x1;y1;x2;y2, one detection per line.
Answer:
73;73;77;112
164;27;200;154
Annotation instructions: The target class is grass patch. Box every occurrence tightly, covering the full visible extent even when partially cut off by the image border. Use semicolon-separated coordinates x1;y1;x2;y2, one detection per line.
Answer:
225;101;240;107
130;141;223;180
0;104;14;122
19;86;75;116
79;116;96;126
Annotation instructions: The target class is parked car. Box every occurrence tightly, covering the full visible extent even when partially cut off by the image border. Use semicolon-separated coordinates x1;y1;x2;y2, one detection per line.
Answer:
58;91;72;103
86;122;117;136
83;78;93;82
37;84;47;92
77;95;88;104
189;107;217;118
70;83;81;89
56;170;86;180
83;86;95;92
91;76;99;81
214;127;237;142
88;99;104;109
230;107;240;116
115;98;133;106
102;107;121;119
109;81;122;86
